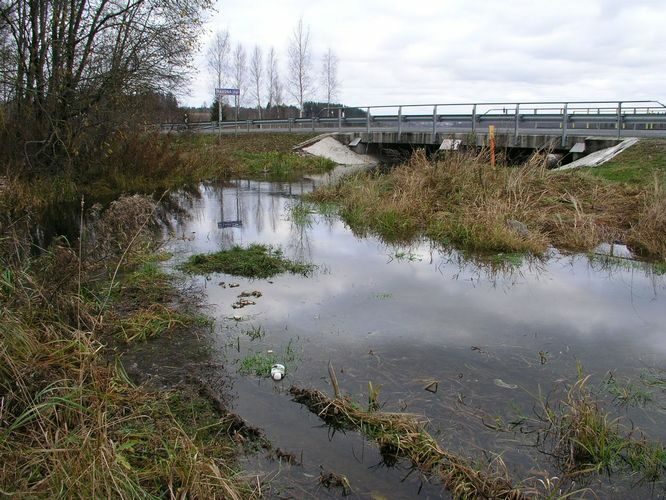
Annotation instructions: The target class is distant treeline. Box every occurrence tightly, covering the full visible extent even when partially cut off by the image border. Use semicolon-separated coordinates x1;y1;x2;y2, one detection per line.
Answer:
178;101;367;123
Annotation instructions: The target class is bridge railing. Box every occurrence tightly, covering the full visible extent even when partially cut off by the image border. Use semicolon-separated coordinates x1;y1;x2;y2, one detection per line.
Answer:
161;100;666;143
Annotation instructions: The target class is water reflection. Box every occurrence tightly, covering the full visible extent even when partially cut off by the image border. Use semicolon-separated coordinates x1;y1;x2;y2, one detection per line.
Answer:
161;180;666;498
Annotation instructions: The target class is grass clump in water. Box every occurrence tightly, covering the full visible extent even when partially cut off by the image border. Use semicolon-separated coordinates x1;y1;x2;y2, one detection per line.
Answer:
180;244;314;278
310;148;666;261
239;352;277;376
529;367;666;482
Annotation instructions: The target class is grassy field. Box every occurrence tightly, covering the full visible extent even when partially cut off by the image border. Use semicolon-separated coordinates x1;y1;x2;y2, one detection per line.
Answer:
308;143;666;261
586;139;666;185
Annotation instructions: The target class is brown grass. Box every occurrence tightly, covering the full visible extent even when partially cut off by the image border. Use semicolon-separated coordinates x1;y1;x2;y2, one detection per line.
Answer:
0;197;255;498
309;149;664;260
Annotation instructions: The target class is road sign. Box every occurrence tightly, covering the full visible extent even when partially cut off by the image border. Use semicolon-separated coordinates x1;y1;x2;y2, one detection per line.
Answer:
215;88;240;98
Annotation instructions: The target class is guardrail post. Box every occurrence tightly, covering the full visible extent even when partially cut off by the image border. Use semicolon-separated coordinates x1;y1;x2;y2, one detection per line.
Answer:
366;107;370;133
397;106;403;139
472;104;477;135
246;120;250;132
514;103;520;143
561;103;568;147
432;105;438;142
616;102;622;139
338;108;342;131
288;118;293;132
312;117;315;132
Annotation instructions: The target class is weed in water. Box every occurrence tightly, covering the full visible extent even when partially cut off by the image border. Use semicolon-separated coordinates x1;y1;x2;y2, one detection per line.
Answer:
388;249;422;262
238;339;299;377
239;352;277;376
603;372;653;408
528;367;666;482
244;325;265;341
179;243;315;278
640;368;666;388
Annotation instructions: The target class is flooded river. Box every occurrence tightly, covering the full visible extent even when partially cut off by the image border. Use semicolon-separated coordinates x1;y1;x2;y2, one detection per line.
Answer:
125;176;665;498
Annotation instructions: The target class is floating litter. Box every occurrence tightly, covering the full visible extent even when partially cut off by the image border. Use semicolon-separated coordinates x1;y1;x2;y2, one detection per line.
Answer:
271;363;285;381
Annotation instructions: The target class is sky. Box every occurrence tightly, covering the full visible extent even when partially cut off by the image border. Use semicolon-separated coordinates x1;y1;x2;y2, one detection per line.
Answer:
184;0;666;108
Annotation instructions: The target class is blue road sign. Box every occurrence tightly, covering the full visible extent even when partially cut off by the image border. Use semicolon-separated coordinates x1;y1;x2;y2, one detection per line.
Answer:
216;88;240;98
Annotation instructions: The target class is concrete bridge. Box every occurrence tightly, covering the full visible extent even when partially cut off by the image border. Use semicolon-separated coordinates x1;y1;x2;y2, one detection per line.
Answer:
162;99;666;154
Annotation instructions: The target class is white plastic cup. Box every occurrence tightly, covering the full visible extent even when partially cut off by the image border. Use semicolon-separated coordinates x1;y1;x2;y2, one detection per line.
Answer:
270;363;285;381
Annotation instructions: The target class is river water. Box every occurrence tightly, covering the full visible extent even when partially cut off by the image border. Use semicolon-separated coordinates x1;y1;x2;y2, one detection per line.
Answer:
125;176;665;498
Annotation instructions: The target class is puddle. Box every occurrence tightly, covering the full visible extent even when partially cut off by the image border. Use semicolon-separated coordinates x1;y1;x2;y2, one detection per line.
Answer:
151;179;666;498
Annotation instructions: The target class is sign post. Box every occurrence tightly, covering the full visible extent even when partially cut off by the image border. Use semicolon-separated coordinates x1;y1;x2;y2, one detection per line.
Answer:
215;88;240;138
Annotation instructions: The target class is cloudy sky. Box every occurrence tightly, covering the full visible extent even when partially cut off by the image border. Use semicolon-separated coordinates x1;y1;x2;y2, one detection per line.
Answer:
184;0;666;108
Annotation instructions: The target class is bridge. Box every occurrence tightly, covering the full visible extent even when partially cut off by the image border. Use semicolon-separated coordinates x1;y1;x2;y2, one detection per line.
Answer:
162;100;666;153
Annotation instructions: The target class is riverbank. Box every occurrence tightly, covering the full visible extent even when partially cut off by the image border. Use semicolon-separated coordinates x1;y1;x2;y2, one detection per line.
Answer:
1;133;332;211
308;144;666;262
0;195;259;497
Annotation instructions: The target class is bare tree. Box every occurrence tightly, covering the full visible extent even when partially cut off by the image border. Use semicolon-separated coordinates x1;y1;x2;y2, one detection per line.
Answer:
266;47;283;117
207;30;231;90
249;45;263;119
0;17;12;102
231;43;247;119
0;0;211;169
321;48;339;116
287;17;312;117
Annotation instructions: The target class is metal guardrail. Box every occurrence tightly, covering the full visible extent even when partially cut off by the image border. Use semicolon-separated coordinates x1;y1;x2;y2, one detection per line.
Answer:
161;100;666;145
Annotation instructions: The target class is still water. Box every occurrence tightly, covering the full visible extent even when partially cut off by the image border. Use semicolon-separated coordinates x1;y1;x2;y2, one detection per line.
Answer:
130;177;665;498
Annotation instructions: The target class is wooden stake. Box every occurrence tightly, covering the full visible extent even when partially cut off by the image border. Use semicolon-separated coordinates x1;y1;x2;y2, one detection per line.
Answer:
328;361;341;399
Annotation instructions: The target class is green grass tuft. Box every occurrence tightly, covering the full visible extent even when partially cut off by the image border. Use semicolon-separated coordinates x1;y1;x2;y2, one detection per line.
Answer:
179;244;315;278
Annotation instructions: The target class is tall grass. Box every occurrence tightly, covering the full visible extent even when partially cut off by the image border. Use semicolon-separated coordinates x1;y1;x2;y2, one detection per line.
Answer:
0;196;253;497
310;149;666;260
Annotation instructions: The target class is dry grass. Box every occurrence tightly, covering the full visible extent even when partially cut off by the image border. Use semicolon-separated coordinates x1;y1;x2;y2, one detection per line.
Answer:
0;196;255;498
290;386;525;499
628;178;666;258
310;149;665;260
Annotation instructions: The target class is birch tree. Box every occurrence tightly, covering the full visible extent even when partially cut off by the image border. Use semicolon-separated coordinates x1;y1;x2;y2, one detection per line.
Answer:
266;47;277;110
321;48;339;116
231;43;247;119
207;30;231;90
287;17;312;117
0;20;12;102
249;45;263;119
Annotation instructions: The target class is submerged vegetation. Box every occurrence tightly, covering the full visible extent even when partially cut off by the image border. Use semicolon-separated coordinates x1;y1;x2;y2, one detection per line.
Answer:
0;195;254;497
290;385;526;499
180;243;315;278
309;147;666;262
